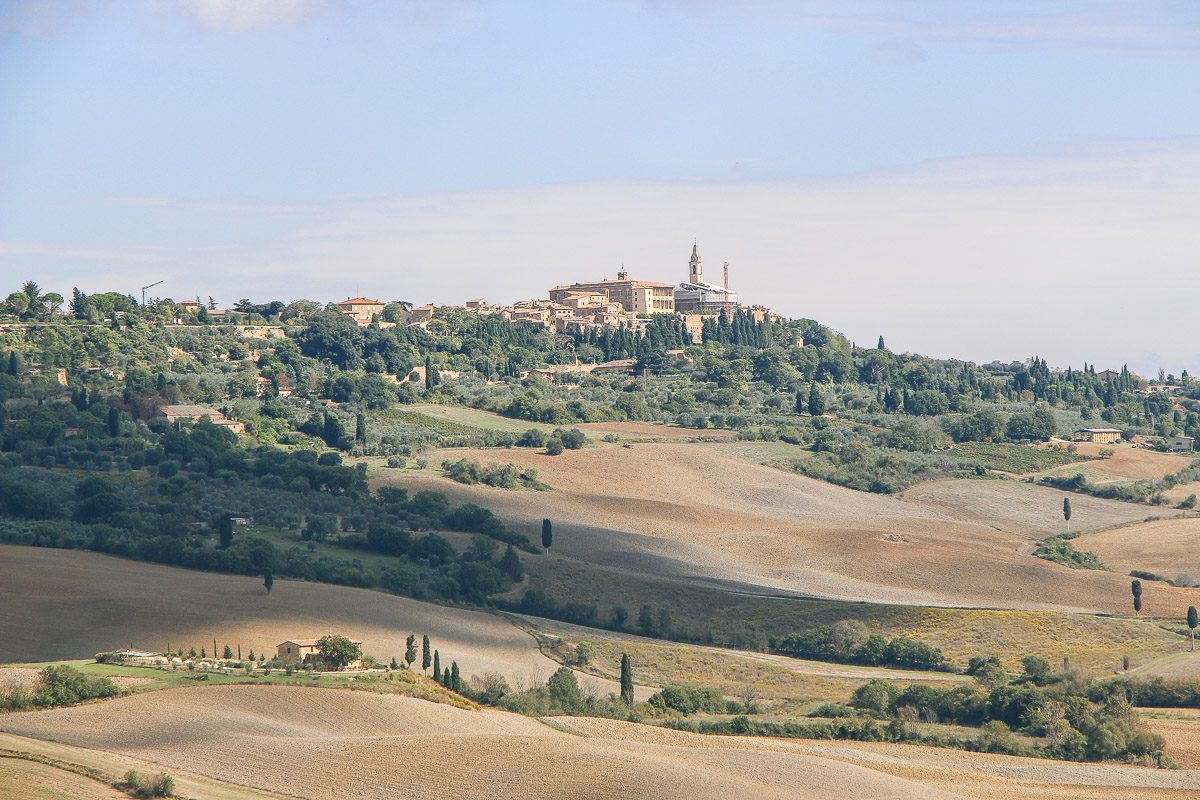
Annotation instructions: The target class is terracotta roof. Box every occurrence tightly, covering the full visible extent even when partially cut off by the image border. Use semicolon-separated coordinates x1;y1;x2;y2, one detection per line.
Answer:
336;298;384;306
279;638;363;647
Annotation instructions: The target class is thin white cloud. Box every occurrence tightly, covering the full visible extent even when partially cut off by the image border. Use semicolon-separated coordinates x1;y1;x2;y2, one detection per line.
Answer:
8;140;1198;376
169;0;329;32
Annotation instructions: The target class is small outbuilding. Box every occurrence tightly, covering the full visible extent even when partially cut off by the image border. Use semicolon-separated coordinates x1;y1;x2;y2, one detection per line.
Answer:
1167;435;1195;452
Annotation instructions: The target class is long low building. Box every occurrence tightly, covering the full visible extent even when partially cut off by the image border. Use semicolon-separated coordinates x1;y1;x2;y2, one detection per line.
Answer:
158;404;245;434
1074;428;1123;443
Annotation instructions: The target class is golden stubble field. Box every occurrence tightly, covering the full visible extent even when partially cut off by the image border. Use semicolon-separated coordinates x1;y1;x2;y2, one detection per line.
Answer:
0;546;615;694
386;442;1200;615
3;684;1198;800
1076;517;1200;585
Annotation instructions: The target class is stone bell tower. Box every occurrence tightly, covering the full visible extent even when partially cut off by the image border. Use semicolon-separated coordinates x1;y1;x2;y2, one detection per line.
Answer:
688;243;703;284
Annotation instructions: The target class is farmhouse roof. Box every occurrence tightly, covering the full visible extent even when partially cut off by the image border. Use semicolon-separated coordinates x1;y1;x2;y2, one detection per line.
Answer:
1077;428;1123;433
159;404;222;417
336;297;384;306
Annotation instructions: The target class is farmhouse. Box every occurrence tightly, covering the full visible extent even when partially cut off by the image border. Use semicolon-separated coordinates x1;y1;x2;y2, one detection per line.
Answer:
157;404;245;434
1074;428;1123;444
277;638;363;669
1167;435;1195;452
335;297;386;326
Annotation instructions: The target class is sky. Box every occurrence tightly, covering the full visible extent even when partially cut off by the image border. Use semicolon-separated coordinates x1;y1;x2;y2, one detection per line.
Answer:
1;0;1197;376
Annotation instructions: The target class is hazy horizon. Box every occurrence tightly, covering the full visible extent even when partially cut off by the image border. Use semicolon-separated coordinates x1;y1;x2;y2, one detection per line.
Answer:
3;1;1197;377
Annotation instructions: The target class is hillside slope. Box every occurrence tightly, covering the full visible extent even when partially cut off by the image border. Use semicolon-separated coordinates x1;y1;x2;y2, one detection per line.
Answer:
3;685;1196;800
386;443;1198;614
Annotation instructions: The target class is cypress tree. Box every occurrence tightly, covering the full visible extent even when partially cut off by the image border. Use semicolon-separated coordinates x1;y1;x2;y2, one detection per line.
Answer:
355;413;367;444
1063;498;1072;532
807;384;826;416
451;661;461;693
108;407;120;437
263;570;273;594
219;514;234;550
542;519;553;549
443;666;451;687
433;650;441;682
1188;606;1198;651
6;351;18;376
1131;579;1142;616
422;635;431;675
500;544;524;581
620;652;634;705
405;634;417;669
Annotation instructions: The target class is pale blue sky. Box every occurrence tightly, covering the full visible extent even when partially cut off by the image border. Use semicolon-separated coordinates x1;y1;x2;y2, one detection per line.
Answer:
2;1;1198;374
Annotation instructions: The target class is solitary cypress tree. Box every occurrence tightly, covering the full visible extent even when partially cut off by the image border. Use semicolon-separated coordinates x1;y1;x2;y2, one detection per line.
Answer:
422;635;431;675
877;335;886;351
219;514;234;550
433;650;441;682
1188;606;1198;651
1131;579;1142;616
620;653;634;705
1063;497;1072;532
807;384;826;416
263;570;274;595
542;519;553;549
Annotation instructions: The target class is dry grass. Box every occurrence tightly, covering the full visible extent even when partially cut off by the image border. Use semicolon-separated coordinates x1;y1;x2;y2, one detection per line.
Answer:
1076;517;1200;586
1068;444;1195;482
379;441;1200;614
515;555;1188;673
0;546;616;696
6;684;1198;800
527;623;968;704
0;731;289;800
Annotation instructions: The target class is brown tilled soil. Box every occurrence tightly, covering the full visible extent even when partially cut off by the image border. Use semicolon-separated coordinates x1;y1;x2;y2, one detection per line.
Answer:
0;547;613;695
1076;517;1200;584
385;443;1199;614
0;758;128;800
5;685;1198;800
1143;717;1200;769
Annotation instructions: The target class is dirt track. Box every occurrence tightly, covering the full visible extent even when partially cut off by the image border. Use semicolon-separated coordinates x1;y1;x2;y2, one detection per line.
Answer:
3;685;1197;800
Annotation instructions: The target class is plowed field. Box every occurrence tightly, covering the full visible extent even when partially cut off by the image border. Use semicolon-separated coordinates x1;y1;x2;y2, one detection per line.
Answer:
3;685;1197;800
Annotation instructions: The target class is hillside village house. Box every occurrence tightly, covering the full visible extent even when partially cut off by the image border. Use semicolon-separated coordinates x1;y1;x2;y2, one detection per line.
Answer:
1074;428;1123;444
550;271;676;315
335;297;386;326
277;638;363;669
157;404;245;434
1167;435;1195;452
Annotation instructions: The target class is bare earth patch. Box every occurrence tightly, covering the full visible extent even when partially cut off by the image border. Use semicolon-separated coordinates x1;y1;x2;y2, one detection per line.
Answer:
1076;517;1200;585
381;443;1199;614
0;547;612;695
5;684;1197;800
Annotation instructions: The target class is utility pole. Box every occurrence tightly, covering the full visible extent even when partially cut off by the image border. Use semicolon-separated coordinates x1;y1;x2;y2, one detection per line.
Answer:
141;280;163;308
